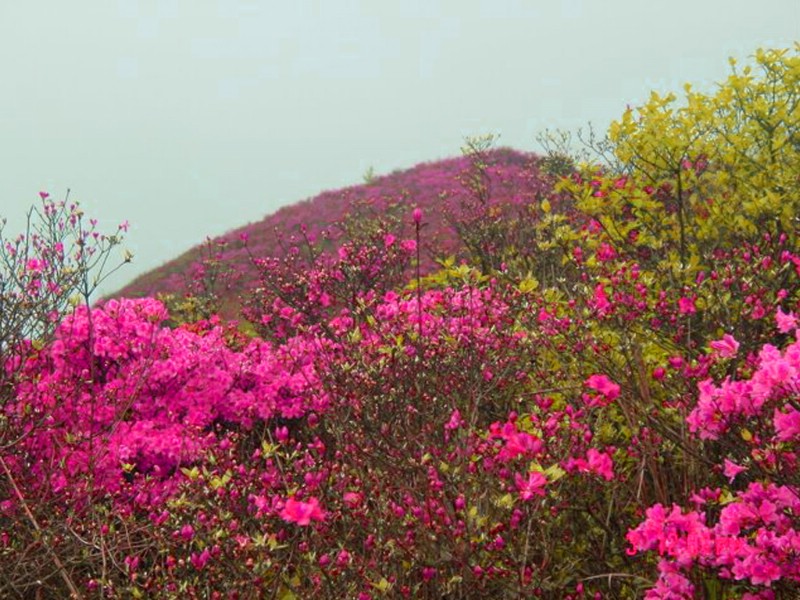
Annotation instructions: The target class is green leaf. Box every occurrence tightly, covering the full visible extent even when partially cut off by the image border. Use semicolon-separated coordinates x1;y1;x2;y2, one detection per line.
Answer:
518;276;539;293
180;466;200;481
494;493;515;509
545;464;566;482
371;577;393;593
278;587;297;600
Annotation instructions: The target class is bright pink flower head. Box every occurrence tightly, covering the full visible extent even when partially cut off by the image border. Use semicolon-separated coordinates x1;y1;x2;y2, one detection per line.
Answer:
776;307;797;334
412;207;423;225
709;334;740;359
586;448;615;481
444;408;464;431
39;191;49;200
678;296;697;315
336;549;351;566
280;496;326;526
515;470;547;500
275;426;290;443
179;524;195;541
774;406;800;442
343;491;362;509
495;424;543;461
190;548;211;570
596;243;617;262
26;258;43;273
590;284;611;315
722;458;747;484
400;239;417;253
585;374;621;401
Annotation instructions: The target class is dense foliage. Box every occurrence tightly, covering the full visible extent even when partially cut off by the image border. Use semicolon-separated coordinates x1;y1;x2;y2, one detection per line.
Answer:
1;45;798;599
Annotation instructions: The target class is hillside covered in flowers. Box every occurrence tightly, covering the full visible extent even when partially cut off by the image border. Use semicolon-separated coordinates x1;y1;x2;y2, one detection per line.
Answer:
1;46;799;599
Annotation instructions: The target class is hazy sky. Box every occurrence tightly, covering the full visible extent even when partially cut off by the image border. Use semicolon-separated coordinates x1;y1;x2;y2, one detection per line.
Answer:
1;1;797;297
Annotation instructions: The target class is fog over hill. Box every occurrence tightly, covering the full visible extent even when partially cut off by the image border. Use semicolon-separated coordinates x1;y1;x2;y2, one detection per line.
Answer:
2;1;794;300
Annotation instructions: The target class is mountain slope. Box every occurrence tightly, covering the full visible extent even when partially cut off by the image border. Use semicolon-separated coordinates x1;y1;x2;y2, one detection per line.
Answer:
112;148;553;310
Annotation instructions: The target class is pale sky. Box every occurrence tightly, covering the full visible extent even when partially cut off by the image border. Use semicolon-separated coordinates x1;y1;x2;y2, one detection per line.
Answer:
1;1;797;297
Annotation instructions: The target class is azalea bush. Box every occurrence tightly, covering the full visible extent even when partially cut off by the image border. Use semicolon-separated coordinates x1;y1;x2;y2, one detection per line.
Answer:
627;326;800;598
0;193;130;598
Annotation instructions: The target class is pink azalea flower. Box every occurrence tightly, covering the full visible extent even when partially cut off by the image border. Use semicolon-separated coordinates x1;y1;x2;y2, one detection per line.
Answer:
586;448;615;481
190;548;211;570
275;426;289;443
444;408;464;431
179;524;195;541
585;374;621;401
722;458;747;484
596;243;617;262
678;296;697;315
515;470;547;500
280;496;326;526
400;239;417;253
776;307;797;334
343;492;362;509
709;334;740;359
495;424;543;461
25;258;43;273
590;284;611;315
773;406;800;442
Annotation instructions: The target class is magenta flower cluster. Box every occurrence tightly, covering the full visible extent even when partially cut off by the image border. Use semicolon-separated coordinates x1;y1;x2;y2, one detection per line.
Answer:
628;322;800;597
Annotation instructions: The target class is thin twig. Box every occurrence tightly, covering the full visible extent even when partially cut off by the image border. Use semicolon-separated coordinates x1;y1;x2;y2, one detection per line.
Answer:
0;455;84;599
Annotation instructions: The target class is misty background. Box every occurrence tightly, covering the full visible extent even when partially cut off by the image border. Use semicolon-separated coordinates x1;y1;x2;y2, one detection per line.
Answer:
1;1;797;298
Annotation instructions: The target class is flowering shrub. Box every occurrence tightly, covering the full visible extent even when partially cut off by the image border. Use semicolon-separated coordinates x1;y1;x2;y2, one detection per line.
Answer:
7;295;328;501
0;194;130;597
627;326;800;598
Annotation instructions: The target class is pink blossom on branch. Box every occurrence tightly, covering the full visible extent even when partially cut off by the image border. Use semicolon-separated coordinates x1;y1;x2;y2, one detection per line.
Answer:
722;458;747;484
589;283;611;315
586;448;615;481
280;496;326;526
773;406;800;442
678;296;697;315
775;307;797;334
709;334;740;359
515;470;547;500
585;374;621;402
